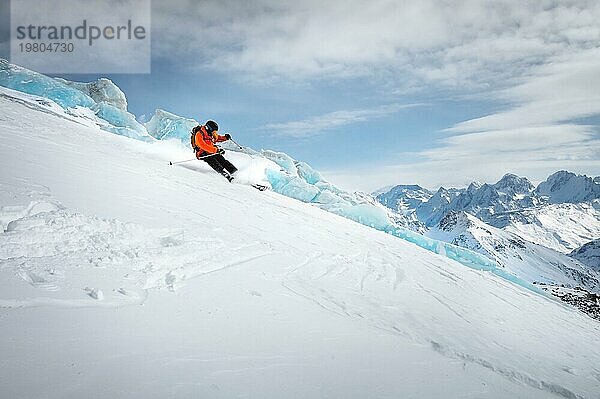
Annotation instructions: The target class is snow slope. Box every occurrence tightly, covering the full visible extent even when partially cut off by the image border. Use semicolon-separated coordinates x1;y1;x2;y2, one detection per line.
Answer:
427;211;600;293
0;59;439;240
2;82;600;399
501;203;600;254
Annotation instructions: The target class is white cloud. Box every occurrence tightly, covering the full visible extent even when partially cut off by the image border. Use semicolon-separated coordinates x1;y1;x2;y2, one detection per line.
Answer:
261;103;422;137
152;0;600;89
430;125;597;158
148;1;600;190
323;124;600;191
448;48;600;133
374;45;600;192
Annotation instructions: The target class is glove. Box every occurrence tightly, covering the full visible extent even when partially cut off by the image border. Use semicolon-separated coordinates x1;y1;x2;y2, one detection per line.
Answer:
224;133;231;140
216;148;225;155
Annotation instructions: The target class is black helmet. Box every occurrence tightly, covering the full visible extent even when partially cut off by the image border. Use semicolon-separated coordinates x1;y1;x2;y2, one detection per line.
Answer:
205;120;219;133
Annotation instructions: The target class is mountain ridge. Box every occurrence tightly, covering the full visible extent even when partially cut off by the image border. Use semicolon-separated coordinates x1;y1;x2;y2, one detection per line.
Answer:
376;171;600;254
376;171;600;224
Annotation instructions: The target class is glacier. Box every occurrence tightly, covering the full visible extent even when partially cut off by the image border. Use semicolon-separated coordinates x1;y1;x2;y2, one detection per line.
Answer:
0;59;95;109
0;59;151;142
54;77;128;111
0;59;546;296
144;108;198;141
91;102;150;141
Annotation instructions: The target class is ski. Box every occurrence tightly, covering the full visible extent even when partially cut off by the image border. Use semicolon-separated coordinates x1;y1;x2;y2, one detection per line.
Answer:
168;160;268;191
251;184;269;191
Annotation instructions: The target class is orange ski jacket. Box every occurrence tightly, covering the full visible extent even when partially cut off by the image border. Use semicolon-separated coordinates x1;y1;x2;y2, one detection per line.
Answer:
194;125;228;155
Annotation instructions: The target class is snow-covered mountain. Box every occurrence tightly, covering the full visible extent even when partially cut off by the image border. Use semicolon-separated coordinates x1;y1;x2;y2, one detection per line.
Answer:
2;61;600;398
428;211;600;294
375;184;432;214
570;239;600;272
536;170;600;204
500;202;600;253
377;172;599;228
416;173;543;227
415;186;464;226
494;172;535;196
379;175;524;226
376;172;600;254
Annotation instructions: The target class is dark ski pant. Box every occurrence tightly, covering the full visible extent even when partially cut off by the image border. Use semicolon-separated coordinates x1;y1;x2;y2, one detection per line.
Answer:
202;153;238;180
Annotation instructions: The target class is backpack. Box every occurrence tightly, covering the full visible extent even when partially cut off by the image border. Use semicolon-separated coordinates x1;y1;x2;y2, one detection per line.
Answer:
191;125;202;151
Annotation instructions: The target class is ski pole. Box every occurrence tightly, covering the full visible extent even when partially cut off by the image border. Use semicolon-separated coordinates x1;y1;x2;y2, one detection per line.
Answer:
229;137;244;150
169;153;219;165
228;137;260;161
169;158;196;165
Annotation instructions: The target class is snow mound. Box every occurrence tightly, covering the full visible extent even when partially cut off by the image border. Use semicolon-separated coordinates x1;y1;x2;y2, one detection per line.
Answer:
0;198;271;307
0;198;63;231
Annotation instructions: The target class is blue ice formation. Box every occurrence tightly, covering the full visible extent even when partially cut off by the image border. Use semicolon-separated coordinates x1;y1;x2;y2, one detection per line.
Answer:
262;151;342;202
0;59;151;141
0;59;95;109
100;110;150;140
55;77;128;111
145;109;198;141
93;102;151;141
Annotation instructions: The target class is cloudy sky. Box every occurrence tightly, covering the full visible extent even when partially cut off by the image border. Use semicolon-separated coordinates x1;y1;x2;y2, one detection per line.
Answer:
1;0;599;191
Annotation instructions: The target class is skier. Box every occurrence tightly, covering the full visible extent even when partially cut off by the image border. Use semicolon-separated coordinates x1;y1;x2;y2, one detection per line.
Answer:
191;120;238;182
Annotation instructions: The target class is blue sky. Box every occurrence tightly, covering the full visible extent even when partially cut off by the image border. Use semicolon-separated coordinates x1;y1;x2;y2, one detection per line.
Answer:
1;0;599;191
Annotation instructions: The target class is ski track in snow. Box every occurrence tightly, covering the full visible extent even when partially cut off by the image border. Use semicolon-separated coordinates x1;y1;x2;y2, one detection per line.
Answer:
0;196;272;308
282;249;600;399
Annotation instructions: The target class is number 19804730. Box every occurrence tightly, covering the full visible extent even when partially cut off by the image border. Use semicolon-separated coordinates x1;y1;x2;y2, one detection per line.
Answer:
18;42;74;52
